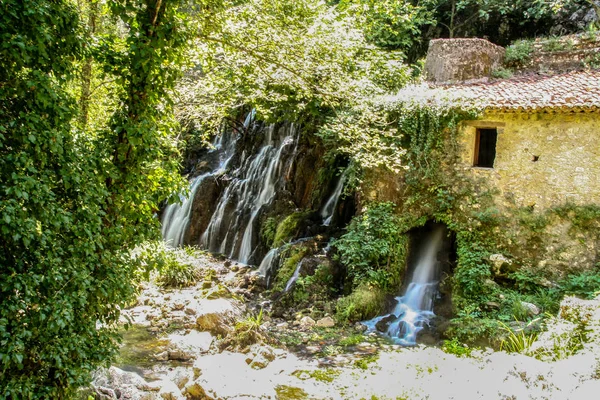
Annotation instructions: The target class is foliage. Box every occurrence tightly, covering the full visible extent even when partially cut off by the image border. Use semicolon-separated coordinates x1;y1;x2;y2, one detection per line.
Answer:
336;284;387;323
504;39;535;67
0;0;187;396
271;246;309;293
334;202;408;290
339;0;435;52
260;217;278;248
179;0;409;138
441;338;474;357
235;308;265;332
491;67;513;79
156;261;201;289
498;321;539;353
559;271;600;299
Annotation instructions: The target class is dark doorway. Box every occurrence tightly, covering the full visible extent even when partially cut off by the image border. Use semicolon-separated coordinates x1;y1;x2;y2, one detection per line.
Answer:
474;128;498;168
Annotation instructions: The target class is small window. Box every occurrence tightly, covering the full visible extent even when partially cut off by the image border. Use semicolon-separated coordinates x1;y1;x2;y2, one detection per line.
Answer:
474;128;497;168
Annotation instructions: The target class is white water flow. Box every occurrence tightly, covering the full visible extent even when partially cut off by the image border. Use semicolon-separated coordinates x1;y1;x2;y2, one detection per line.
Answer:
161;132;237;247
320;171;347;226
200;124;297;264
284;259;304;292
257;248;280;277
161;174;210;247
365;226;445;345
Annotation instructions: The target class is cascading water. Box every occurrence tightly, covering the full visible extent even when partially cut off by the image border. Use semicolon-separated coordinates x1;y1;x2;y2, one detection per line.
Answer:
320;170;347;226
200;124;298;264
161;132;237;247
161;174;210;247
364;226;446;345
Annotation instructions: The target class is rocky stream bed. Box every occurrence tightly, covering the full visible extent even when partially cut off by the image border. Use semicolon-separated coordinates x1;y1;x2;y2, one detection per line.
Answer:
88;253;600;400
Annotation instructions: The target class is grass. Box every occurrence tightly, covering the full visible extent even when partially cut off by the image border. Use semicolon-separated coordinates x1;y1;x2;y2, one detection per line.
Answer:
498;320;538;353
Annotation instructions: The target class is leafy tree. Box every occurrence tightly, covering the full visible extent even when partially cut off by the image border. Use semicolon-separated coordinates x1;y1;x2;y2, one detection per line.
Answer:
0;0;186;396
178;0;409;135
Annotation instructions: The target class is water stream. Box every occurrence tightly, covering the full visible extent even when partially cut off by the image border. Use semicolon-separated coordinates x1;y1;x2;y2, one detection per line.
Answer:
364;226;445;345
320;170;347;226
200;124;298;264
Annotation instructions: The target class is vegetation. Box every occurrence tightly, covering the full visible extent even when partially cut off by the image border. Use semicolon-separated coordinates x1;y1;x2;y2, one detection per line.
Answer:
2;0;599;396
0;0;186;396
334;202;409;291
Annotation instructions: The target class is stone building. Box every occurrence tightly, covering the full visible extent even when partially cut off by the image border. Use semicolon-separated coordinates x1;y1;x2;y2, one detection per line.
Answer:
426;38;600;211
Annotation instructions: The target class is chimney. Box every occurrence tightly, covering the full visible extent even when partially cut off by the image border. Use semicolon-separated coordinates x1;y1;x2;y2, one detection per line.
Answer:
424;38;505;83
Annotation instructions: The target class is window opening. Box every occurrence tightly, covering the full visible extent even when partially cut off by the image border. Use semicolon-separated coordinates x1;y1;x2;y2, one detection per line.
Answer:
474;128;497;168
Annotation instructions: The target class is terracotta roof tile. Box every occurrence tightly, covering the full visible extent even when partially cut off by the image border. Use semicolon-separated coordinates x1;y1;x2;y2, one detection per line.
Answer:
437;70;600;113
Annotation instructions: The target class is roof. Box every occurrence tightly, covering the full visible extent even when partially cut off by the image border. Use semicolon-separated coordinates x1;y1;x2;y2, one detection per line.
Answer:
438;70;600;113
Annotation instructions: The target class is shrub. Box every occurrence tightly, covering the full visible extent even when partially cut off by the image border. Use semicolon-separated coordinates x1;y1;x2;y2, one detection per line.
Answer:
504;40;534;67
491;67;513;79
333;202;408;290
336;284;387;323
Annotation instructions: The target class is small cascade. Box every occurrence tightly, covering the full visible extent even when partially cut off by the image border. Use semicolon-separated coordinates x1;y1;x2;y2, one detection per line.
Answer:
364;225;446;345
320;170;347;226
161;174;210;247
200;124;298;264
284;259;304;292
161;131;237;246
257;248;280;278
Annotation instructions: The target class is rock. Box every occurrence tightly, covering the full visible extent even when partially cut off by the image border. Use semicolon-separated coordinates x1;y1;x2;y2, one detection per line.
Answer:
185;308;197;316
316;317;335;328
201;281;212;289
520;301;540;316
375;314;397;333
92;367;157;400
485;301;501;310
276;322;289;329
354;322;368;332
196;313;231;336
96;386;117;399
155;351;169;361
299;316;316;328
184;383;214;400
168;349;194;361
172;302;185;311
161;393;177;400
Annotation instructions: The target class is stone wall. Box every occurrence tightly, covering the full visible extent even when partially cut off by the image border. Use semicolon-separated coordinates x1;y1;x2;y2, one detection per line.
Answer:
424;38;504;83
459;112;600;210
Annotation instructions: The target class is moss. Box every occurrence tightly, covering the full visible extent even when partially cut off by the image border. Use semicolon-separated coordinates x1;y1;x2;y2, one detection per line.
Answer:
335;283;387;324
274;385;309;400
271;246;308;292
273;211;311;247
260;216;278;248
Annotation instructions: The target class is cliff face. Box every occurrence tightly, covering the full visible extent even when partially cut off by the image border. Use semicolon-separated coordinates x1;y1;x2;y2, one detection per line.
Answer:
177;120;352;265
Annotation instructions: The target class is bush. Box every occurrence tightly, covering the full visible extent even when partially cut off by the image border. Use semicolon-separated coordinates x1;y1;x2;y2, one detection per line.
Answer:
336;284;387;323
504;40;534;67
333;202;408;290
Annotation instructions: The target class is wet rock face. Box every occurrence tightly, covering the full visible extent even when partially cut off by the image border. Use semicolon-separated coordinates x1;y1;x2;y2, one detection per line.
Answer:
187;177;224;244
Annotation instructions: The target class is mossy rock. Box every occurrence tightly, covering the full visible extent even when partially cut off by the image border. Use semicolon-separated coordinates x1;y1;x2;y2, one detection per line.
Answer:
272;211;312;247
335;284;387;324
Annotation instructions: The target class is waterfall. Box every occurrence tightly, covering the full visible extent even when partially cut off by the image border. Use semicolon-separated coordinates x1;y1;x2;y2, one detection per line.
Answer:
161;131;237;247
200;124;298;264
257;248;280;277
284;259;304;292
364;226;446;345
320;170;347;226
161;174;209;247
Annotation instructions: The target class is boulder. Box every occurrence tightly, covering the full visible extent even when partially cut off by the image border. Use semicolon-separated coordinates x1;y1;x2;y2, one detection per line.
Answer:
375;315;397;333
299;316;316;328
316;317;335;328
520;301;541;316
